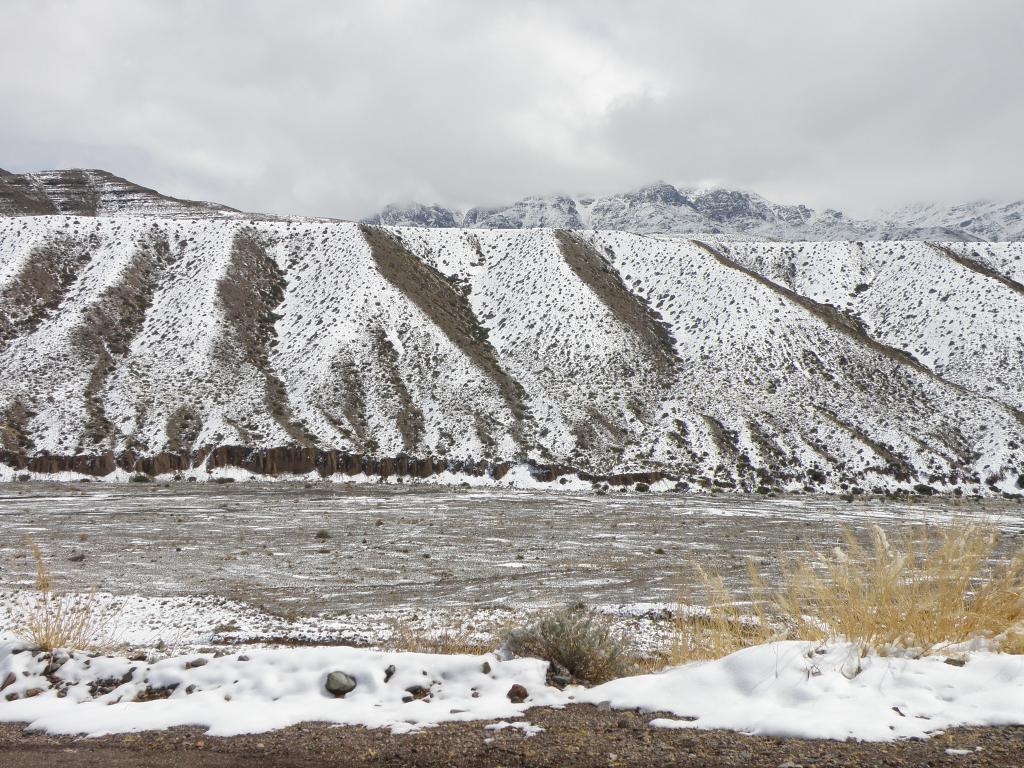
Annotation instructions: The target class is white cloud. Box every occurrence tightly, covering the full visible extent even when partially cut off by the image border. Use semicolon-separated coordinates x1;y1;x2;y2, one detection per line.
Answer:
1;0;1021;218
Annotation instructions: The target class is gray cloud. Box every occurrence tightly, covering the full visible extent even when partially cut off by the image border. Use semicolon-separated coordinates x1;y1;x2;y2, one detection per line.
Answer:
2;0;1021;218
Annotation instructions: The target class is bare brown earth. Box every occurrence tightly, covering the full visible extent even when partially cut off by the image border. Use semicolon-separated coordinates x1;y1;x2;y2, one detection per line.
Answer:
1;708;1022;767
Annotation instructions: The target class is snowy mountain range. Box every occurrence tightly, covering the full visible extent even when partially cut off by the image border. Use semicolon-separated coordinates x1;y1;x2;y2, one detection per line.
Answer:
364;182;1024;242
3;168;1023;241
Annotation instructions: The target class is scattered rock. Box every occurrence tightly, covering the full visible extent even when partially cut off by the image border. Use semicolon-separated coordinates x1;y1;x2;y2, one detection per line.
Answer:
0;672;15;691
403;684;430;702
384;664;396;683
184;658;208;669
68;551;86;562
507;683;528;703
546;661;572;689
480;661;491;675
325;671;357;697
944;657;967;667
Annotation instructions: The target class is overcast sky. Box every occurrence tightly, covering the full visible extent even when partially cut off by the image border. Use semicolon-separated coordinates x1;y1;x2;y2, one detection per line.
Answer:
3;0;1022;218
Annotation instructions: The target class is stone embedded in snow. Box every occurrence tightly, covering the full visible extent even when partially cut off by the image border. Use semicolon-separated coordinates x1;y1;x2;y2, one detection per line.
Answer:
325;671;357;697
506;684;528;703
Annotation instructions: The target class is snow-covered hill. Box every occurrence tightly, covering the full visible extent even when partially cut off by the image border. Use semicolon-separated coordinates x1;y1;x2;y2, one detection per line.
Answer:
0;215;1022;494
365;183;1024;242
0;168;244;219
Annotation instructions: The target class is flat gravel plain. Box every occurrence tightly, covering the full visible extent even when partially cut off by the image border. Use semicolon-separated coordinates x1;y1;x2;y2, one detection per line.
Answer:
1;483;1021;615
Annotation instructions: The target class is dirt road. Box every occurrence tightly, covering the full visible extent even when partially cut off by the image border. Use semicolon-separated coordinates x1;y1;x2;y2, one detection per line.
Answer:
2;706;1023;767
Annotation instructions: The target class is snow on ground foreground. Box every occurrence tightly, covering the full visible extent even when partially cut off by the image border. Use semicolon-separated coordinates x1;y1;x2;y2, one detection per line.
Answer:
2;638;1024;741
578;641;1024;741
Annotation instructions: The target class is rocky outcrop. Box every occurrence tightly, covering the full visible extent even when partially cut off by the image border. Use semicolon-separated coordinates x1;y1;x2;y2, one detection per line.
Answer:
0;446;678;486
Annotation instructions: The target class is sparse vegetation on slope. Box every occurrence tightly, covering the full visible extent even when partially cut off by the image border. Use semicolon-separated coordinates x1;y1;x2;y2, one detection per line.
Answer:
0;217;1022;492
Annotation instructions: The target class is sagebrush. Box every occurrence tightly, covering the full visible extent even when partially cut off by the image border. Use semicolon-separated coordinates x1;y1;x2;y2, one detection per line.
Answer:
504;603;634;684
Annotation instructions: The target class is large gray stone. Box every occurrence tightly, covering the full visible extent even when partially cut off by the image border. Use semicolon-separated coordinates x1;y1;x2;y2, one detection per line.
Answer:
325;671;357;697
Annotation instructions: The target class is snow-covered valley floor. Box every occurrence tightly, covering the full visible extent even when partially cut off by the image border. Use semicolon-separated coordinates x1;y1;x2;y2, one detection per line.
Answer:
4;639;1024;742
2;484;1024;743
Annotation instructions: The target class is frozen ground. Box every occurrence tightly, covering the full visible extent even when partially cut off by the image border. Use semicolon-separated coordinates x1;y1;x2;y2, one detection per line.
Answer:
4;637;1024;741
3;484;1022;611
1;483;1022;650
3;485;1024;742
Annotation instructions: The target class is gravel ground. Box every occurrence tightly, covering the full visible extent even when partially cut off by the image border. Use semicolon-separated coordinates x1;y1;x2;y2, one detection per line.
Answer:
2;706;1023;767
2;483;1019;615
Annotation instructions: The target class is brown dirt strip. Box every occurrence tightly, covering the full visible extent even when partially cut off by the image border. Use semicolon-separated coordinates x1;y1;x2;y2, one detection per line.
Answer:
692;238;1024;428
928;243;1024;298
360;224;532;448
554;230;678;376
1;706;1022;767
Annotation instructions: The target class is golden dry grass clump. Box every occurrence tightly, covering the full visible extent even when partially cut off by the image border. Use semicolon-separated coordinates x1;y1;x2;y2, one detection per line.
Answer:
674;521;1024;663
384;616;508;656
12;538;118;652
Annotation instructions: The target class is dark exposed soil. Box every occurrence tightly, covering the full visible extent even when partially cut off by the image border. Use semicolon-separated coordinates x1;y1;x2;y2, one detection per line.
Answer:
1;706;1021;767
217;228;315;447
554;230;678;376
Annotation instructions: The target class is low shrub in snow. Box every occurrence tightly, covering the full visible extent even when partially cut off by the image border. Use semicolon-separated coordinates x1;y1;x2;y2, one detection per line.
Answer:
503;603;634;684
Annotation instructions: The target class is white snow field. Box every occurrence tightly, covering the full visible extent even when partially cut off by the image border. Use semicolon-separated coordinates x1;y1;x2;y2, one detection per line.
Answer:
3;638;1024;742
2;216;1024;496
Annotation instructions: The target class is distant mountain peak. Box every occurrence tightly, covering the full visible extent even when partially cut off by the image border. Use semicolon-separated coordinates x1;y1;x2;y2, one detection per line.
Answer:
0;167;244;218
363;182;1024;241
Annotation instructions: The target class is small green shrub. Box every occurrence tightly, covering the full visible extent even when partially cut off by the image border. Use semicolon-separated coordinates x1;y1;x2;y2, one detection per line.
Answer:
503;604;633;684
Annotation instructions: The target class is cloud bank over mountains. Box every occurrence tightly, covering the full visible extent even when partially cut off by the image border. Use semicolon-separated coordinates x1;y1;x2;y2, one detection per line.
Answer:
2;0;1022;219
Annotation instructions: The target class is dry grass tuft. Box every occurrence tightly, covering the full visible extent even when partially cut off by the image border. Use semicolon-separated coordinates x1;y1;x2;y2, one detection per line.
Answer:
13;538;119;652
671;561;780;663
674;521;1024;662
385;621;501;656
